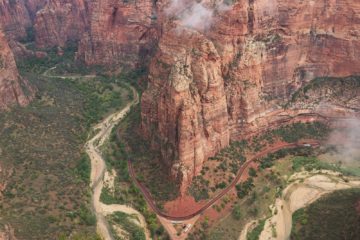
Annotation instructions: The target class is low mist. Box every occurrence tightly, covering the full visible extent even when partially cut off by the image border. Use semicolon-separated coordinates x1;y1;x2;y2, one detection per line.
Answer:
326;119;360;166
165;0;231;30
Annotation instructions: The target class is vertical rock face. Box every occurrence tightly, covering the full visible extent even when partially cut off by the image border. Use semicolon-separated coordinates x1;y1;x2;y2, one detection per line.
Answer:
0;0;32;40
76;0;156;67
141;0;360;192
0;28;33;109
34;0;89;48
141;25;230;193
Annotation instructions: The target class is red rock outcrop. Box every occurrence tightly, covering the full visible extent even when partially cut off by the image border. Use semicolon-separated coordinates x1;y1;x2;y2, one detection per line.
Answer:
0;27;34;109
0;0;32;40
34;0;89;48
141;0;360;192
76;0;156;67
142;24;230;193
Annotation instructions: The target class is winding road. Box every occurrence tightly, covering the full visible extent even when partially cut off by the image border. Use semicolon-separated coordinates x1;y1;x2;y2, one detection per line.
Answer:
128;140;320;221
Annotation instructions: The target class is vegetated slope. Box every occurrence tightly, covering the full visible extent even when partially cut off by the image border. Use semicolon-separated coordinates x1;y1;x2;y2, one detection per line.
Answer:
291;188;360;240
0;51;132;239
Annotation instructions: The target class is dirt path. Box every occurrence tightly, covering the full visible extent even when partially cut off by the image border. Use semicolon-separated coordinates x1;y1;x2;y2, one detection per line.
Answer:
85;86;152;240
43;66;96;79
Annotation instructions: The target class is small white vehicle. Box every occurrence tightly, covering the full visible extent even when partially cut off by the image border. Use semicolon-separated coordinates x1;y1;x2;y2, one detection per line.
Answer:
183;224;192;233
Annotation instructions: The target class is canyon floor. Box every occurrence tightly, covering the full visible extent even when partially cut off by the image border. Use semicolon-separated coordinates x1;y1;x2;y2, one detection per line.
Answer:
0;46;360;240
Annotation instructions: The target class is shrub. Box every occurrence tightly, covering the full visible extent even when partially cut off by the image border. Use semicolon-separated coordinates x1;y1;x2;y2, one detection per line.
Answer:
232;205;242;220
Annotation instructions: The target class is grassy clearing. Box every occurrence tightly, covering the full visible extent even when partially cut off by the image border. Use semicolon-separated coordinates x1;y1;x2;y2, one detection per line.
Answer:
291;188;360;240
0;55;131;239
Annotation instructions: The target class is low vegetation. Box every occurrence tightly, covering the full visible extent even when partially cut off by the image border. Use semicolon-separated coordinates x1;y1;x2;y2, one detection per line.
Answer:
291;188;360;240
0;48;131;239
188;121;329;202
247;219;266;240
189;119;348;240
108;212;146;240
288;76;360;105
99;106;171;239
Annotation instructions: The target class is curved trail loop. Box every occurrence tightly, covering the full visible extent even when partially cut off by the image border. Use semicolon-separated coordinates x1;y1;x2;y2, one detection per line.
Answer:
42;68;149;240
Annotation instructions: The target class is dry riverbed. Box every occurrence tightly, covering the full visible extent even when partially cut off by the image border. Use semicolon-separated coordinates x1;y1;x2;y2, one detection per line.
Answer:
239;170;360;240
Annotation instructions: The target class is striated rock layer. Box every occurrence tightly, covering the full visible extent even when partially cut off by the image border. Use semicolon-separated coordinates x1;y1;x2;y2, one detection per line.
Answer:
141;0;360;193
142;24;230;193
0;28;34;109
34;0;89;48
76;0;157;67
0;0;32;40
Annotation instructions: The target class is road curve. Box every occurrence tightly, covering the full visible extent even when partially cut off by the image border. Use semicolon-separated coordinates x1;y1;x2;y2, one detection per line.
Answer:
128;140;320;221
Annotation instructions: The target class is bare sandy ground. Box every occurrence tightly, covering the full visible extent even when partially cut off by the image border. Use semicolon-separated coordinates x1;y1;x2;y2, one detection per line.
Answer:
238;221;257;240
103;169;117;194
158;215;200;240
85;85;151;240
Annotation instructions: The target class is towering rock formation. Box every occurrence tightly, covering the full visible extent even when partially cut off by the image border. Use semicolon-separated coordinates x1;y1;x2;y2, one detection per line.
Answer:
0;28;33;109
34;0;89;48
76;0;156;67
142;25;230;192
141;0;360;192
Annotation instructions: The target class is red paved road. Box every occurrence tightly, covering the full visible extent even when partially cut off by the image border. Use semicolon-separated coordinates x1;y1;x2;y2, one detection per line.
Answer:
128;140;320;221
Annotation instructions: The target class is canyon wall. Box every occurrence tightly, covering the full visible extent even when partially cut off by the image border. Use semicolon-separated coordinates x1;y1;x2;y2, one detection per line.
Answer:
34;0;89;48
0;0;157;66
0;27;33;109
141;0;360;192
141;24;230;192
76;0;157;67
0;0;32;40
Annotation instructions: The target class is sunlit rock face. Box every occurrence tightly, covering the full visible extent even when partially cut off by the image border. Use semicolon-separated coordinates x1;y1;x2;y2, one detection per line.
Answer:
34;0;89;48
141;0;360;192
0;0;33;40
141;24;230;193
0;28;34;109
76;0;157;68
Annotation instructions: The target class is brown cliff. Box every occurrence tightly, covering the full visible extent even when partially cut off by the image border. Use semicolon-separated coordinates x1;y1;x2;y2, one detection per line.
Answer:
141;0;360;193
142;24;230;193
34;0;89;48
76;0;156;67
0;28;34;109
0;0;32;40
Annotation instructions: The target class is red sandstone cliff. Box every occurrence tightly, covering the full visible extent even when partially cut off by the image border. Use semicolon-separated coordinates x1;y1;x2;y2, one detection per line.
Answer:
34;0;89;48
0;0;32;40
0;28;33;109
141;0;360;192
76;0;156;67
142;24;230;192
